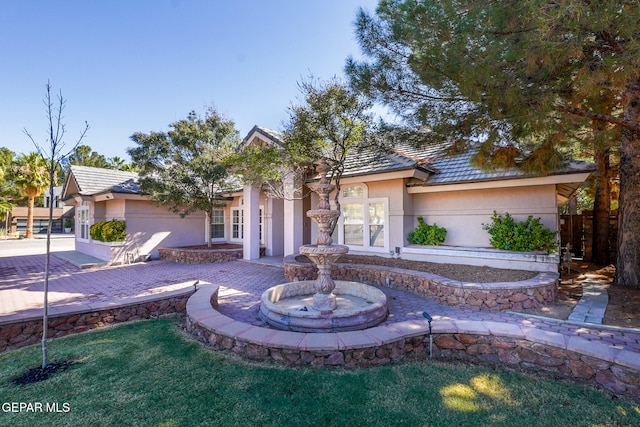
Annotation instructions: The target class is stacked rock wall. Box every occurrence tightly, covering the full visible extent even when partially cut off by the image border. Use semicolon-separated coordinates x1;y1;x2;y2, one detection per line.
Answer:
0;293;192;353
284;257;557;311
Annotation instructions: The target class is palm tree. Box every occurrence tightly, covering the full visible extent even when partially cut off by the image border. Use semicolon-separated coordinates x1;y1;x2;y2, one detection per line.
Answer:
13;152;49;238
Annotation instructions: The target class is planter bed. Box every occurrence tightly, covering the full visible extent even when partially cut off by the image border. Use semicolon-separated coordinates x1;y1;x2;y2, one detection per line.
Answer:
158;244;266;264
284;255;558;311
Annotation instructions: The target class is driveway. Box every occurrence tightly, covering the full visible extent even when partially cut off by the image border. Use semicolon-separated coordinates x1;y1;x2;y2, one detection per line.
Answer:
0;237;286;324
0;236;447;327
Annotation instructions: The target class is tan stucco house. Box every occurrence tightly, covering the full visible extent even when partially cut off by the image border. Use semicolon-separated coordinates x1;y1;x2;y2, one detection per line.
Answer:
61;126;594;270
61;166;206;263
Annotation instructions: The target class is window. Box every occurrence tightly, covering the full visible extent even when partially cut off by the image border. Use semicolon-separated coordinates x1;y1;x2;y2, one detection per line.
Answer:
231;202;264;243
210;209;225;240
231;208;243;240
259;207;264;244
44;194;59;208
343;203;364;246
338;185;387;251
343;185;364;198
78;205;90;241
368;202;385;247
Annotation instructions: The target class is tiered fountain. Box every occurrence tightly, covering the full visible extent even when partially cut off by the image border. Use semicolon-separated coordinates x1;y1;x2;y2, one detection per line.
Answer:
259;159;388;332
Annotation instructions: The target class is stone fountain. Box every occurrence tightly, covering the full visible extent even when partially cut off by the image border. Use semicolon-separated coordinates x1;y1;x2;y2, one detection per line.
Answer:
259;159;388;332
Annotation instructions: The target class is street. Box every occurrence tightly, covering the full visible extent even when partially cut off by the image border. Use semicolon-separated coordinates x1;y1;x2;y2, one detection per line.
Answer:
0;235;75;258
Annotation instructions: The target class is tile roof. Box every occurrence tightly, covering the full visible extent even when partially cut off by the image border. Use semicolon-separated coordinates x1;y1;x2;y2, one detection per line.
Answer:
241;125;284;147
341;146;436;178
65;165;244;198
66;165;140;196
340;142;595;185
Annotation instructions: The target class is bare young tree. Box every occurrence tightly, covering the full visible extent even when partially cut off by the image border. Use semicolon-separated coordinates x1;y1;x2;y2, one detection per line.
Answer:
24;81;89;369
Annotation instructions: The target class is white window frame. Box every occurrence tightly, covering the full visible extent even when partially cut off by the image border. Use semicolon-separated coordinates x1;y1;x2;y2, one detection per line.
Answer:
231;207;244;241
230;199;265;244
209;208;225;241
337;184;389;252
77;204;90;242
259;206;264;245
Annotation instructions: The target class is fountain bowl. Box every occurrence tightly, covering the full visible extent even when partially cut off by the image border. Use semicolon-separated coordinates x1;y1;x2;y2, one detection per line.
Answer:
259;280;388;332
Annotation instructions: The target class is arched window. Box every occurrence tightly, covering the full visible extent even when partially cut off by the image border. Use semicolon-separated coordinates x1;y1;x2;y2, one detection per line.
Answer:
342;185;364;198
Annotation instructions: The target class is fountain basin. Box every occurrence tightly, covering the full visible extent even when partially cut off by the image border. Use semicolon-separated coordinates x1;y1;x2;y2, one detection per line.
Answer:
259;280;388;332
299;244;349;256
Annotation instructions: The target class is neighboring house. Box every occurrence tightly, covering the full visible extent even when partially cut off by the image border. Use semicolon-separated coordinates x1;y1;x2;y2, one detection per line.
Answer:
62;127;594;271
61;166;207;263
9;186;73;236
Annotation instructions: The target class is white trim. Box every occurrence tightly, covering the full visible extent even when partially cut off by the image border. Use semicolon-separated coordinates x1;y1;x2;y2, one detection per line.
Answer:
77;204;90;242
209;208;226;242
337;183;389;253
340;169;430;185
406;172;592;194
230;207;244;242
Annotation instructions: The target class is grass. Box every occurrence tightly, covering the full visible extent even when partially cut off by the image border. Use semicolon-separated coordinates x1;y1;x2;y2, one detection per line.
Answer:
1;317;638;427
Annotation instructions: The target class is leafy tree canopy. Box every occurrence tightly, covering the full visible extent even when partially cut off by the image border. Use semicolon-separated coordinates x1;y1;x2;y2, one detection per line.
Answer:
229;77;376;206
128;107;239;244
0;147;16;220
12;152;49;198
67;145;109;168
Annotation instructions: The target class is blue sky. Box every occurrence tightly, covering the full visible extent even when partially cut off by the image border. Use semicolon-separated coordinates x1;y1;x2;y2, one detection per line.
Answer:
1;0;378;159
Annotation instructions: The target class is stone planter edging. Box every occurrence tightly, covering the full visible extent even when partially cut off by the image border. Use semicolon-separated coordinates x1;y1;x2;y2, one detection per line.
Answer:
158;247;243;263
186;285;640;401
283;255;559;311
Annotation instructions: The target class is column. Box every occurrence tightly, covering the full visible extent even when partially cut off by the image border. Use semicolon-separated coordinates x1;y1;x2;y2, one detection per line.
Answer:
283;172;304;256
243;184;261;260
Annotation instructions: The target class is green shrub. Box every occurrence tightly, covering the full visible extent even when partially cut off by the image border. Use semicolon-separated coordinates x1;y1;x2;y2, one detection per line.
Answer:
89;222;105;241
90;219;126;242
407;216;447;246
482;211;557;253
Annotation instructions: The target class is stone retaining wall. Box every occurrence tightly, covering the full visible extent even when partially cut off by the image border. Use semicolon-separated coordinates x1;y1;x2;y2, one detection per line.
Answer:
284;256;558;311
158;246;267;263
186;318;639;401
185;285;640;402
0;293;192;353
159;247;243;263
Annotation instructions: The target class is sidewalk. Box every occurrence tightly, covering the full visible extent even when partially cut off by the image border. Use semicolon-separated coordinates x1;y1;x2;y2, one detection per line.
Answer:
567;275;609;324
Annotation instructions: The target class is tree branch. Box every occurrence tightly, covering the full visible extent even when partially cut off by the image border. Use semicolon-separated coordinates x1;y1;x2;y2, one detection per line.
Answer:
558;104;640;132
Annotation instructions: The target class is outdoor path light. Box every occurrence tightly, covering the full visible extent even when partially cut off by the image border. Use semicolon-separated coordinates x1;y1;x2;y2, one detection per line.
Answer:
423;311;433;358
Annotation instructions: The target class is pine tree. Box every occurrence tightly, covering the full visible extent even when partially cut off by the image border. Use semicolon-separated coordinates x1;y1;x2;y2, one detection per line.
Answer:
347;0;640;286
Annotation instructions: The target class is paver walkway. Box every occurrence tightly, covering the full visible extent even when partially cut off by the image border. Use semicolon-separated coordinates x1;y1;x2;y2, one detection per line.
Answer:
1;253;639;357
568;275;609;324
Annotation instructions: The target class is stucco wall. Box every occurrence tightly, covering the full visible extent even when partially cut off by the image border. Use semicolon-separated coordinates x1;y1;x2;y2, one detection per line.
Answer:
410;185;558;248
93;201;106;222
105;199;126;219
307;181;559;257
265;197;284;256
123;200;206;259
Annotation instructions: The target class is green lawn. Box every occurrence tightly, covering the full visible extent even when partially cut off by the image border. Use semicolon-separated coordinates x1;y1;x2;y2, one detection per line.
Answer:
1;317;638;427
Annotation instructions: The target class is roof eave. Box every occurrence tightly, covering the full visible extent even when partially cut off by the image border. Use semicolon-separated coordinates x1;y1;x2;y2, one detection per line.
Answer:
407;171;593;194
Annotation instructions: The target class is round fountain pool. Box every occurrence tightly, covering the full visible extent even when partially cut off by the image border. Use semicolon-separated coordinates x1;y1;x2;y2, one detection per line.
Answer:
259;280;388;332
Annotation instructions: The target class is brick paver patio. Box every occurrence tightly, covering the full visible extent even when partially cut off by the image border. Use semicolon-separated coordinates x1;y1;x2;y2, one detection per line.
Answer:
1;253;639;355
